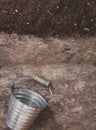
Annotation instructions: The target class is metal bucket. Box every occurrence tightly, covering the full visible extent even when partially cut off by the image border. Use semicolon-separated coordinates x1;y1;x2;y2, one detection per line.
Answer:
6;76;52;130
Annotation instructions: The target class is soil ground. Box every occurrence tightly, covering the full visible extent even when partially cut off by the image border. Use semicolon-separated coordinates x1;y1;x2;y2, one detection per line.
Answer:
0;0;96;36
0;33;96;130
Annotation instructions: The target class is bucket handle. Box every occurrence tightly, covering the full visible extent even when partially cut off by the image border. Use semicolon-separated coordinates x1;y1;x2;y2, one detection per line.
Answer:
12;75;53;104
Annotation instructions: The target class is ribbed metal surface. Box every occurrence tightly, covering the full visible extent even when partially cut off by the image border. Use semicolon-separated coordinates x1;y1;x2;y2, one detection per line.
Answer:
6;89;47;130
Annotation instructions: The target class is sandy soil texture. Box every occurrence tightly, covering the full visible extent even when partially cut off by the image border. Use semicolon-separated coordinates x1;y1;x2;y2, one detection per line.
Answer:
0;34;96;130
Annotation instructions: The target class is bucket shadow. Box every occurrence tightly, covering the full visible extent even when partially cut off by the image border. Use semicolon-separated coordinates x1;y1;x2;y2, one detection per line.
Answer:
29;107;64;130
4;107;64;130
3;128;10;130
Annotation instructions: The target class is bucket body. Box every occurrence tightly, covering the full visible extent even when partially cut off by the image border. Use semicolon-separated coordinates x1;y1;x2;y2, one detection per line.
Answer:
6;88;47;130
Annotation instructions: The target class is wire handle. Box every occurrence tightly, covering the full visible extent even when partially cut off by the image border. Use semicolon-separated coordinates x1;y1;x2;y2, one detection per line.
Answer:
12;75;53;103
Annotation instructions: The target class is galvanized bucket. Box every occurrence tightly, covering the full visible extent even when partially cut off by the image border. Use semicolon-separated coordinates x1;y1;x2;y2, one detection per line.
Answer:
6;76;53;130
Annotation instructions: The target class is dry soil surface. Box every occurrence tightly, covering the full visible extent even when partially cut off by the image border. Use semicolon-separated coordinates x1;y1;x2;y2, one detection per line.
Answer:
0;33;96;130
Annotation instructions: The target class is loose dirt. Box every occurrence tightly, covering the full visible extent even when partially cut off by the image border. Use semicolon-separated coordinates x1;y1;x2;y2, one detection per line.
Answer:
0;0;96;36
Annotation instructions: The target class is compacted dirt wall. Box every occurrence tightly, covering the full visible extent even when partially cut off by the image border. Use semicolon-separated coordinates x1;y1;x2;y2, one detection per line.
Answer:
0;0;96;36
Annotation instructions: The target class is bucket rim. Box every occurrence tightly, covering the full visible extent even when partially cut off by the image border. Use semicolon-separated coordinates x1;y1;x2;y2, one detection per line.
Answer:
12;88;47;109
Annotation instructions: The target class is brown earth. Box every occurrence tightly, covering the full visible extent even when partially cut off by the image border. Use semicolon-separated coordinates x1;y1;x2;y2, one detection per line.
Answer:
0;0;96;36
0;33;96;130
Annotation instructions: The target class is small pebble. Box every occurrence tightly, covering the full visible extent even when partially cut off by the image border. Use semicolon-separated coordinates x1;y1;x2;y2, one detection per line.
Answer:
87;2;92;6
71;106;83;113
15;9;18;13
84;28;90;31
26;22;29;25
91;19;94;22
56;6;59;9
74;23;77;26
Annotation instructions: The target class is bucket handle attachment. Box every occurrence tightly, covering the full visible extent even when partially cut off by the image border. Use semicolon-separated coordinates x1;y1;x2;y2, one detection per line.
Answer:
12;75;53;104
